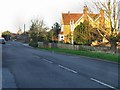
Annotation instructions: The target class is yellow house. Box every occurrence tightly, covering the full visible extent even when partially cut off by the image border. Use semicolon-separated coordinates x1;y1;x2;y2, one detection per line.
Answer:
59;6;111;44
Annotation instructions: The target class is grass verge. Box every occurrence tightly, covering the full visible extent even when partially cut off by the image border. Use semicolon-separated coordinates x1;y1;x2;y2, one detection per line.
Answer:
37;47;119;63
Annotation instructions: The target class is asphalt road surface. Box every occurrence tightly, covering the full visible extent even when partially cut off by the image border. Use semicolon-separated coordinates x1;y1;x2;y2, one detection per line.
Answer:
2;41;119;89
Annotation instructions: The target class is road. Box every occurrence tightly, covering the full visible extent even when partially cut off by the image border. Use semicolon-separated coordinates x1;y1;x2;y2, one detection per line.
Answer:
2;41;119;89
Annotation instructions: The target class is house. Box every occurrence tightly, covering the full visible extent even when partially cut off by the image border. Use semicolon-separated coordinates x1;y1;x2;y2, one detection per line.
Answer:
59;6;111;44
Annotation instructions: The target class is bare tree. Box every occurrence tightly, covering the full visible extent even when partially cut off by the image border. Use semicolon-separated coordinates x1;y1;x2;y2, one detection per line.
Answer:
17;28;22;35
94;0;119;53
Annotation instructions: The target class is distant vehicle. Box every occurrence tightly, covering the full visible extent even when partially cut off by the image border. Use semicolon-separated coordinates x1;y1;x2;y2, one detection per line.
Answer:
0;38;6;44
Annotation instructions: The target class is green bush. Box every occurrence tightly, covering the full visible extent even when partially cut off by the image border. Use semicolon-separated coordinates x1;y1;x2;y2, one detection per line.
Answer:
29;41;38;47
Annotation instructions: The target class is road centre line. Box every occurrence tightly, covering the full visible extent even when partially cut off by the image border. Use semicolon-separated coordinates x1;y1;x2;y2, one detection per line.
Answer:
58;65;78;74
33;53;116;89
58;64;115;89
42;59;53;64
90;78;116;89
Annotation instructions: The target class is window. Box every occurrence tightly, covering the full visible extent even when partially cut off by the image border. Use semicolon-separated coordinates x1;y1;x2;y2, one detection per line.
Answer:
61;36;63;38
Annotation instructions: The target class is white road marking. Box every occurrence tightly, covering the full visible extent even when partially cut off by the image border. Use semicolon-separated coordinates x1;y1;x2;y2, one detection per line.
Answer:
33;54;116;89
58;65;78;74
91;78;116;89
43;59;53;64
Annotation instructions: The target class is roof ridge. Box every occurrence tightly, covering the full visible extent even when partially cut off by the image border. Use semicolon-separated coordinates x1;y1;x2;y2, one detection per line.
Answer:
62;13;83;14
62;13;83;25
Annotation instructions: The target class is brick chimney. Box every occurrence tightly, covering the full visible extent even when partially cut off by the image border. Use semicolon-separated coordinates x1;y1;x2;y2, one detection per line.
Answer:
100;9;105;28
83;6;88;21
68;11;70;14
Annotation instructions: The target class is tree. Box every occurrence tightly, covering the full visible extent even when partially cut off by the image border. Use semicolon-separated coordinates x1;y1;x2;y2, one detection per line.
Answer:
2;30;11;41
29;18;48;47
94;0;119;53
74;23;85;44
52;22;61;41
17;28;22;35
2;31;11;36
46;29;53;42
74;22;98;45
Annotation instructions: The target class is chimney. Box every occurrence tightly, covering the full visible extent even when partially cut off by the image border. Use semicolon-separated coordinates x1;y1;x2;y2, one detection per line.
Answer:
100;9;104;17
68;11;70;14
83;6;88;14
83;6;88;21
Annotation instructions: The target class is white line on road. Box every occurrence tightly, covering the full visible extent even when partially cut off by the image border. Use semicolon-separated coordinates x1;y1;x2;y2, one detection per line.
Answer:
90;78;116;89
58;65;78;74
43;59;53;64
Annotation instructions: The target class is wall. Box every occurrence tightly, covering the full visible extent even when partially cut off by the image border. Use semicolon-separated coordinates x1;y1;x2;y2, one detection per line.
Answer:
38;42;114;53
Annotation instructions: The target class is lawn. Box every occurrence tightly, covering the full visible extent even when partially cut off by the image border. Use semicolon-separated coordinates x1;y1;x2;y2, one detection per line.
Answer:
37;47;119;63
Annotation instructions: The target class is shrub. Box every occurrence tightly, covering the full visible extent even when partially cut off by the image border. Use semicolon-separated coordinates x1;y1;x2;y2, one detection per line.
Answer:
29;41;38;47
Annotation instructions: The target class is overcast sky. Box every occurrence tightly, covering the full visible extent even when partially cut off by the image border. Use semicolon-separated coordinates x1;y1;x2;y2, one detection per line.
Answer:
0;0;118;33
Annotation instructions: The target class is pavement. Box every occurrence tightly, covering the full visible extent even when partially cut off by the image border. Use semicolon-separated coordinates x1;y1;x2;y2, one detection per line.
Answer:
2;41;119;89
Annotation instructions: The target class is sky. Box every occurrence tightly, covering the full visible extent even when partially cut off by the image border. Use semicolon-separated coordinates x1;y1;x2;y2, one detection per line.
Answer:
0;0;118;33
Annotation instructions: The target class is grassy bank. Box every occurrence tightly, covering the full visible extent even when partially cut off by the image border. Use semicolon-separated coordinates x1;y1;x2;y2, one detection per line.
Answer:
37;47;119;63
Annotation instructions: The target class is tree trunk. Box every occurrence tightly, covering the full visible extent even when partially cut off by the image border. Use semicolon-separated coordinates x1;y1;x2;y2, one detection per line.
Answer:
110;41;117;54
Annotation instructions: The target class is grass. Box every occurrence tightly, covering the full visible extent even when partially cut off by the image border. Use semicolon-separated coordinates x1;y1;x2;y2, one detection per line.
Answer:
37;47;119;63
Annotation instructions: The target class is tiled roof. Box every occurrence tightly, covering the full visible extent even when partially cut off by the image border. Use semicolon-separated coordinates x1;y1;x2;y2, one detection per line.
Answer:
59;31;63;34
62;13;83;25
62;13;100;25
